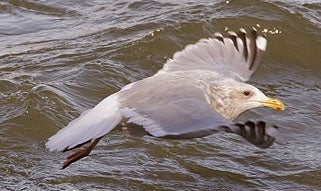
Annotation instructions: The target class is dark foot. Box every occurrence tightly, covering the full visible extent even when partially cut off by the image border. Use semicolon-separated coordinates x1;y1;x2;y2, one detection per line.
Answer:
62;137;102;169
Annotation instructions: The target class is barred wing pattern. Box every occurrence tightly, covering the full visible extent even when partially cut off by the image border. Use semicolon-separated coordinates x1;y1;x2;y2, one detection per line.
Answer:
157;28;267;82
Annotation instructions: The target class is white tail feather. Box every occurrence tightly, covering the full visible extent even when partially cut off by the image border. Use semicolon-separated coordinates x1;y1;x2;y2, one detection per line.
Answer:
46;94;122;152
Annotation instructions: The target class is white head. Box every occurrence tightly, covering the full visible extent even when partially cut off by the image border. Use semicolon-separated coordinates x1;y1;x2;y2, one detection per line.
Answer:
199;81;284;120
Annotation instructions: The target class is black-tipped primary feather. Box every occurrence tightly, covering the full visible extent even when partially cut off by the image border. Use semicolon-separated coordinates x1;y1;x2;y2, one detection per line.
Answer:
158;28;267;82
231;121;277;149
228;31;239;51
152;120;278;149
249;27;258;70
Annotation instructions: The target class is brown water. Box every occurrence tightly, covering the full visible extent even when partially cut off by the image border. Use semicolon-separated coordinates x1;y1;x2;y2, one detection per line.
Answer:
1;0;321;190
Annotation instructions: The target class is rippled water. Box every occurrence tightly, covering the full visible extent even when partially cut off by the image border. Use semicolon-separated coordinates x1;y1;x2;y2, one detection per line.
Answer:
1;0;321;190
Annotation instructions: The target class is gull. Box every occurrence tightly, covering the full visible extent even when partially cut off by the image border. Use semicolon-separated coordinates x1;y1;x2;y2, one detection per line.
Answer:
46;28;284;169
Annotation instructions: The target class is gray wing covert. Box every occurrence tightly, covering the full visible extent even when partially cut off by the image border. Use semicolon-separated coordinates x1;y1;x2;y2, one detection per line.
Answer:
121;96;231;138
119;78;231;138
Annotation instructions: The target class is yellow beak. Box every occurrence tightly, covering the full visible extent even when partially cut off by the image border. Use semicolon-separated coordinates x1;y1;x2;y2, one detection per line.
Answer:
259;97;285;111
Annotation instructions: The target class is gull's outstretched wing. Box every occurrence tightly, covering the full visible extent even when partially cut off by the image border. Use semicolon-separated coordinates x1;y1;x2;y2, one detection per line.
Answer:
157;28;267;82
119;72;231;138
121;101;278;149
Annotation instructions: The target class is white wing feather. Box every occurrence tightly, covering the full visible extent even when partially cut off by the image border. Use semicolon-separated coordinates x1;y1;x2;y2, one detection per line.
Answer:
157;28;267;82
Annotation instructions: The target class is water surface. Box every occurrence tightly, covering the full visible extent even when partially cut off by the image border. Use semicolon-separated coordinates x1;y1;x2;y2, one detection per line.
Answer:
1;0;321;190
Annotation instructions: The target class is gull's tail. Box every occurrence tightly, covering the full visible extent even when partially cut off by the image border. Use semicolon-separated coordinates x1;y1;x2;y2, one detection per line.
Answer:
46;94;122;152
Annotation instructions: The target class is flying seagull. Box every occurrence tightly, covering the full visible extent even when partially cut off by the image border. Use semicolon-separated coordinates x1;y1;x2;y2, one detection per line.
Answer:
46;28;285;169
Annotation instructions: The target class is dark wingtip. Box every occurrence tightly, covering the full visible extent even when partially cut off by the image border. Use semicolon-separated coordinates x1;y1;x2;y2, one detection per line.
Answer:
237;28;248;61
245;120;255;127
228;31;239;51
251;27;258;38
214;32;224;43
249;27;258;70
231;120;278;149
256;120;265;127
225;27;262;71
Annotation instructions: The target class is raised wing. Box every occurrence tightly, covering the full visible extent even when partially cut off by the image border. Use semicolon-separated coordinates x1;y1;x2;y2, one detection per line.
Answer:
157;28;267;82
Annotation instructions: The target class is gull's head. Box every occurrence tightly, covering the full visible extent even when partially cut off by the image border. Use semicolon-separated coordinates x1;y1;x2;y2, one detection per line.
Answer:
200;81;285;120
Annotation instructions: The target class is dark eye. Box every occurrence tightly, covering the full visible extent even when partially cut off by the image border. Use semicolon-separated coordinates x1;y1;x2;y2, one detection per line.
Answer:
243;90;252;96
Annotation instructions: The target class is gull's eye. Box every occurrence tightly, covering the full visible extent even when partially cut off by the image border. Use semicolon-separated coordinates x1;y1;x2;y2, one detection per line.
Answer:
243;90;252;97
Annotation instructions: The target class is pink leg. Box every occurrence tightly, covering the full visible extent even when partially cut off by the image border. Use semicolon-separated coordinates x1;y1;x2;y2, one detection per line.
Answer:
62;137;103;169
